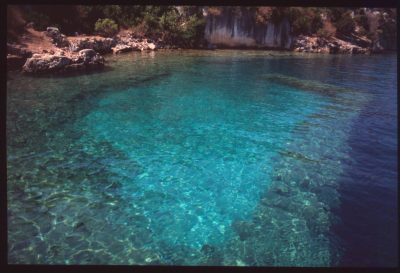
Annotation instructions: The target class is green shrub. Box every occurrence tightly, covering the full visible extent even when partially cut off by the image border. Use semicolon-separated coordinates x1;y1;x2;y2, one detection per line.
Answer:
328;7;347;23
310;13;323;33
270;7;286;24
357;26;367;36
158;9;205;47
94;18;118;37
335;13;355;35
25;10;51;31
180;15;206;47
354;14;369;31
288;8;322;35
291;16;312;35
379;20;397;49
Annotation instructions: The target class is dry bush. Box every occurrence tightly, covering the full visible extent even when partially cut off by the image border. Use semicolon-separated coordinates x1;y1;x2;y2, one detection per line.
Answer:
317;20;336;38
130;21;149;38
207;6;223;16
255;7;273;25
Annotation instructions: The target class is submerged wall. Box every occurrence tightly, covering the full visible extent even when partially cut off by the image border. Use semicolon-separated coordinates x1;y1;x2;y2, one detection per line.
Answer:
204;7;292;49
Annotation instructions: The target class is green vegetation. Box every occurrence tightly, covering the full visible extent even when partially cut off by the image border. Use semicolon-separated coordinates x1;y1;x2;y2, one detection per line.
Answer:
257;7;323;35
335;12;356;35
16;5;205;47
354;14;369;31
94;18;118;37
8;5;397;50
24;10;51;31
288;8;323;35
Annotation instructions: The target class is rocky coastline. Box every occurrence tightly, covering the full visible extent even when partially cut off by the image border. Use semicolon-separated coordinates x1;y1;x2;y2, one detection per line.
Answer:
7;26;162;74
292;35;371;54
6;25;385;75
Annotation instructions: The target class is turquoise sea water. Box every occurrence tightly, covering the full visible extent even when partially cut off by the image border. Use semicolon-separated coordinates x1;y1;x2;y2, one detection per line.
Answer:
7;50;397;266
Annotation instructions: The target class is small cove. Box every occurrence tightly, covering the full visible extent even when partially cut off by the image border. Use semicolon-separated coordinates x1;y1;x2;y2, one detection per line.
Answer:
7;50;397;266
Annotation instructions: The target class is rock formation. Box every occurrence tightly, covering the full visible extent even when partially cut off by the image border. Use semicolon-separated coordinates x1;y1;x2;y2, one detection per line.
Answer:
113;35;158;52
293;35;370;54
46;27;70;48
22;49;104;74
204;7;292;49
68;36;117;54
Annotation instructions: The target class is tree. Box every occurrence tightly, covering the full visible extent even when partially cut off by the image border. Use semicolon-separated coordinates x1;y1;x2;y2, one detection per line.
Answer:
335;12;355;35
95;18;118;37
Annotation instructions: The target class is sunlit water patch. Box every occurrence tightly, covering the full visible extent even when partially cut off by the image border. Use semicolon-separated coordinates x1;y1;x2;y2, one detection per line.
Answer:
78;70;328;251
7;51;396;266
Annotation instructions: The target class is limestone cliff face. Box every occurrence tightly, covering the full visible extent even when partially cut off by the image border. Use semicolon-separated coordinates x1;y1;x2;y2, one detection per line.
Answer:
204;7;292;49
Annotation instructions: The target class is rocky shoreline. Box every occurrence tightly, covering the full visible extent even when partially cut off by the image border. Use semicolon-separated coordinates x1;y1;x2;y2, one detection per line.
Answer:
292;35;371;54
7;26;381;75
7;27;160;74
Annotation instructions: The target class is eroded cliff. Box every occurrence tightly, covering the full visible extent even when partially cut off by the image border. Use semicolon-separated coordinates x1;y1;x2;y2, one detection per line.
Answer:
204;7;292;49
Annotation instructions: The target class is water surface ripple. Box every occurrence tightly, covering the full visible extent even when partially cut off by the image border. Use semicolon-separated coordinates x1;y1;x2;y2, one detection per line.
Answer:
7;50;397;266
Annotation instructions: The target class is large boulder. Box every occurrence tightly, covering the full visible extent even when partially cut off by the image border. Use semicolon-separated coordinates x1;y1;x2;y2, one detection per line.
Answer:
112;44;132;54
114;35;157;51
22;49;104;74
78;49;105;65
147;43;156;50
328;42;340;54
46;27;60;37
46;27;70;47
22;54;71;73
69;37;117;54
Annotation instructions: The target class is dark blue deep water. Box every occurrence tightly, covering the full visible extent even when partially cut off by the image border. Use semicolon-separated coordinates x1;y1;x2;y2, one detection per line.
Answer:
7;51;397;266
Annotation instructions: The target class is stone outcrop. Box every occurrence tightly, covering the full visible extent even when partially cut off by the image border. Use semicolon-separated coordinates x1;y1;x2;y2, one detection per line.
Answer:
203;7;373;54
293;35;370;54
77;49;104;67
22;49;104;74
7;43;33;71
204;7;292;49
113;35;158;53
23;54;71;73
147;43;156;50
69;37;117;54
12;28;158;75
46;27;70;47
112;44;133;54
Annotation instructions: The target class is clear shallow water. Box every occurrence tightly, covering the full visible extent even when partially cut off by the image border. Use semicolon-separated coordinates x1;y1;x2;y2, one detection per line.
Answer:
7;50;397;266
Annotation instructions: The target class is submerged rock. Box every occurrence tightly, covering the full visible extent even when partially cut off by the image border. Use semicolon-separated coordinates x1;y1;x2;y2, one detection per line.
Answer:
274;183;290;196
23;54;71;73
262;74;351;96
231;220;254;241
